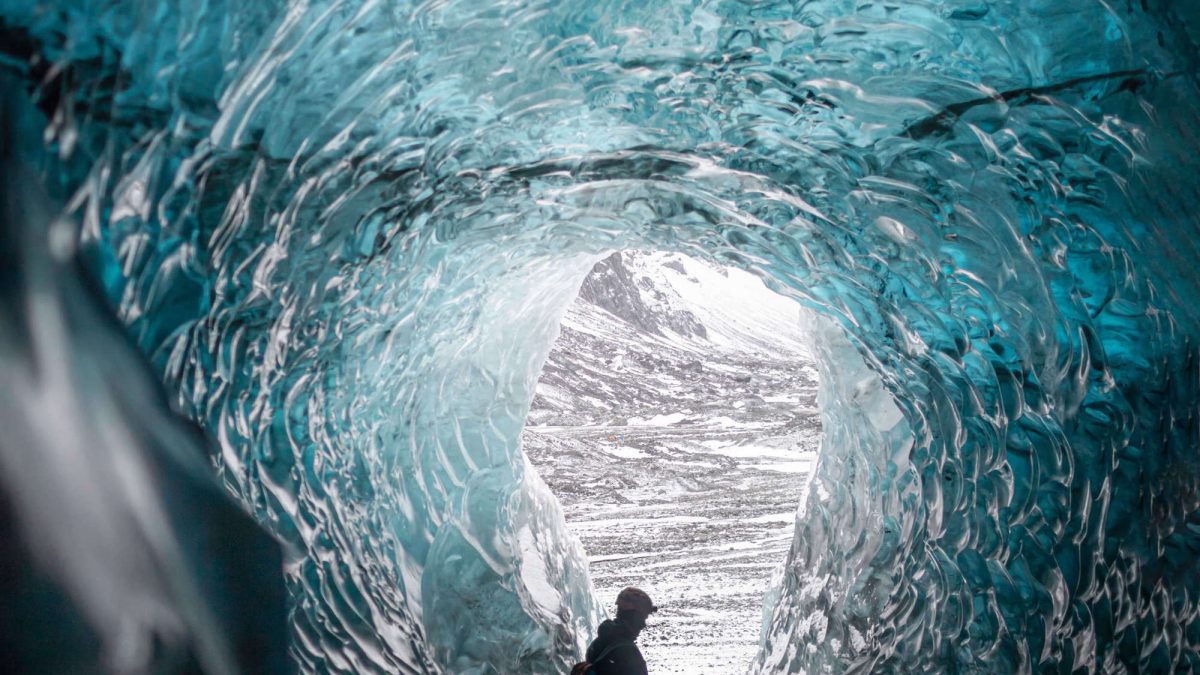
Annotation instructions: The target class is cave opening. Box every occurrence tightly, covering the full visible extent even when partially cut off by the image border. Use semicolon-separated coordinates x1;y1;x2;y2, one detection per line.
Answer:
521;249;822;673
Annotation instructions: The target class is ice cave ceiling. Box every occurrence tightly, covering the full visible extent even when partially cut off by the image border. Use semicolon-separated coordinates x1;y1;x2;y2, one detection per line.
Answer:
1;1;1199;673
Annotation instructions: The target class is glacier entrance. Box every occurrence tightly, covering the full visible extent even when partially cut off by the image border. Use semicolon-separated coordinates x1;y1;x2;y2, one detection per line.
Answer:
522;250;823;673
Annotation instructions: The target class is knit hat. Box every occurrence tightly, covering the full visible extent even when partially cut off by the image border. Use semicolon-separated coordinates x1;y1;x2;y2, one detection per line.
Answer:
616;587;658;615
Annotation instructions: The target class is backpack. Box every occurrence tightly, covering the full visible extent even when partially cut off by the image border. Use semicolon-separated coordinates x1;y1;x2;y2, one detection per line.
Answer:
569;641;634;675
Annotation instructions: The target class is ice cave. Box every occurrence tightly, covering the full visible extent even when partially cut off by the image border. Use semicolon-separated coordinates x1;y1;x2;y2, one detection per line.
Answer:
1;1;1199;674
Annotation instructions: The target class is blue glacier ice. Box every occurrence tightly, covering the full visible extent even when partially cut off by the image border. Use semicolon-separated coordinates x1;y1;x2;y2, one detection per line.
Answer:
1;0;1199;672
0;78;292;673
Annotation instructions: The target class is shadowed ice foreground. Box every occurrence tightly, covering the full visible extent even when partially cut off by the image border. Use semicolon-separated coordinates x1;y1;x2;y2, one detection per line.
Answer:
2;1;1200;673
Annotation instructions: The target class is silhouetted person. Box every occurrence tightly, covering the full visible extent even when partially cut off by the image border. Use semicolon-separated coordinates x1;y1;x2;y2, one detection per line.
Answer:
584;587;658;675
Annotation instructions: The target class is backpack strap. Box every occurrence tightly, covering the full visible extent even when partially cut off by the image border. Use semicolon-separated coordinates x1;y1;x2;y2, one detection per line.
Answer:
591;640;635;664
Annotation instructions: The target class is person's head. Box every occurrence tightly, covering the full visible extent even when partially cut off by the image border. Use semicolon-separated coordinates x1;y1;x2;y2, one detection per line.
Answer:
615;587;658;633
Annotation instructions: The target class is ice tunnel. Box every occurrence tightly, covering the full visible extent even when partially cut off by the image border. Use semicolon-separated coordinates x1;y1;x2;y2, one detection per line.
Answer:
2;1;1200;673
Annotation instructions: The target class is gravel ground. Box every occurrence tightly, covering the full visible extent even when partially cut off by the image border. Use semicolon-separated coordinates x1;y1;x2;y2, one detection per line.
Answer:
524;402;820;674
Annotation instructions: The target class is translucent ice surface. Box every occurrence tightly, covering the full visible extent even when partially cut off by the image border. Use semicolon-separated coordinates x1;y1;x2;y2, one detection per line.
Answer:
0;80;291;674
3;0;1200;673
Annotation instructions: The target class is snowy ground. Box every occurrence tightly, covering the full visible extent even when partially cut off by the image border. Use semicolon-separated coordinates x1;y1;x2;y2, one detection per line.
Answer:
522;251;821;674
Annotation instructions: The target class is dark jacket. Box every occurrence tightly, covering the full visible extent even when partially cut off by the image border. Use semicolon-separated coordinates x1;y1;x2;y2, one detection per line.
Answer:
585;618;647;675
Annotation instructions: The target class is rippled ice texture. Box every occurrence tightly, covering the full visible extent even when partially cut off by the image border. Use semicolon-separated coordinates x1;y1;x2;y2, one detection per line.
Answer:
4;0;1200;672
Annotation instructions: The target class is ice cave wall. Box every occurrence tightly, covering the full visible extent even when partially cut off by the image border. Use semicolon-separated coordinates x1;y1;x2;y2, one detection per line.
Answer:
2;0;1200;673
0;80;292;674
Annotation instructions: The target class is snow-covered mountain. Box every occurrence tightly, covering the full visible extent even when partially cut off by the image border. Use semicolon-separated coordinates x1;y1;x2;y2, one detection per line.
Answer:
522;251;821;674
528;250;815;428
